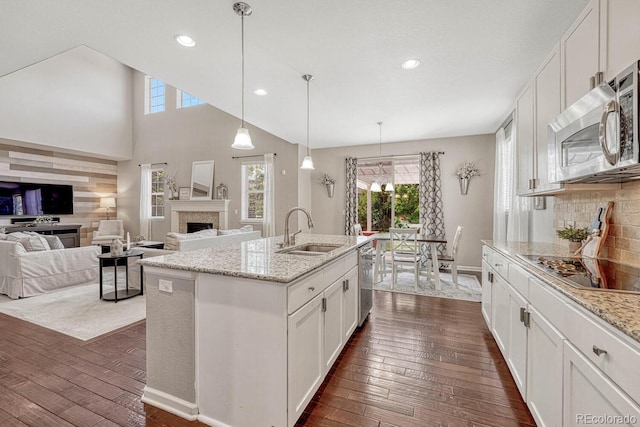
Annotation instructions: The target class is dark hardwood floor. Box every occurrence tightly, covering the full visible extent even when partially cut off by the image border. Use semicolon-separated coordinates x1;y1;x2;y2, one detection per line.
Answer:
0;291;534;426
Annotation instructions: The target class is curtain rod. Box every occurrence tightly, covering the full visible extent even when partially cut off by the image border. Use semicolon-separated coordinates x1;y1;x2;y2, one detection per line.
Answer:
232;153;277;159
356;152;444;162
138;162;168;166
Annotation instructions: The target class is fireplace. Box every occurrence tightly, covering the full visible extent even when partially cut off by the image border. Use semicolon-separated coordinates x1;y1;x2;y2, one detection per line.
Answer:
187;222;213;233
168;200;231;233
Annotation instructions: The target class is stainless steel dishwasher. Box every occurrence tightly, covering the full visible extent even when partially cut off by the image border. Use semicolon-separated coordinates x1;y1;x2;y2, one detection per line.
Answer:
358;241;373;326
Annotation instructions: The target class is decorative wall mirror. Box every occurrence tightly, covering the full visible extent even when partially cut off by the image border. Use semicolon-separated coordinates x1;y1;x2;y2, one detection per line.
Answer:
190;160;215;200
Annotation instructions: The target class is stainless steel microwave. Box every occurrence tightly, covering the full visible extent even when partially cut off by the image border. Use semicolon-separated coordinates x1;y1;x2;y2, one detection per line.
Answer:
549;60;640;184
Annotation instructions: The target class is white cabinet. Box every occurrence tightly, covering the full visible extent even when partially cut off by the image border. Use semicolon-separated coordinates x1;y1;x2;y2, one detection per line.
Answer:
342;267;359;342
526;305;564;427
491;273;510;355
561;0;603;109
288;293;324;425
507;287;528;398
323;279;344;372
563;341;640;427
516;83;535;195
603;0;640;79
481;260;493;327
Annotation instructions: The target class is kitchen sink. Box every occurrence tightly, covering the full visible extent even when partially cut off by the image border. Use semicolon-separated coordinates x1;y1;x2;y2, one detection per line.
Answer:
278;243;342;256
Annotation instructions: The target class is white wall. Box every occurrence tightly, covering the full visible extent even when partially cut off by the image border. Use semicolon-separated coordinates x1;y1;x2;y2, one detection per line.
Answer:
118;72;300;241
309;134;496;269
0;46;133;160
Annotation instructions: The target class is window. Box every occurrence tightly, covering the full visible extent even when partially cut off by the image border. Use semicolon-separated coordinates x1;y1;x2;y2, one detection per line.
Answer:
151;168;165;218
500;122;514;212
176;90;205;108
145;76;165;114
241;162;265;221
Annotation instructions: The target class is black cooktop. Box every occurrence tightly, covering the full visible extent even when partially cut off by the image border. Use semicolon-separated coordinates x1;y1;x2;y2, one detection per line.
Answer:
518;255;640;294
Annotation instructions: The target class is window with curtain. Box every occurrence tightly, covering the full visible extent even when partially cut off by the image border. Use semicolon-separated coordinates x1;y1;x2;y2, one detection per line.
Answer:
241;162;265;221
494;120;515;241
151;168;165;218
501;122;514;212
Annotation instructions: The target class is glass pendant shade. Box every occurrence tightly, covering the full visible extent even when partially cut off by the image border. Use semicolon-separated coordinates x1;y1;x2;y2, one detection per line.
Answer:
232;127;254;149
300;155;315;170
370;181;382;192
384;182;394;192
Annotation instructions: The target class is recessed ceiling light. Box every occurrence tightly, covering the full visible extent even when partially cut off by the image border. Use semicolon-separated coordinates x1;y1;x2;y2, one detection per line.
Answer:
254;89;268;96
175;35;196;47
401;59;421;70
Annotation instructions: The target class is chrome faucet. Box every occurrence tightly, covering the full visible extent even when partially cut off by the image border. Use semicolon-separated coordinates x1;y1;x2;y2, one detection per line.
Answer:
283;207;315;247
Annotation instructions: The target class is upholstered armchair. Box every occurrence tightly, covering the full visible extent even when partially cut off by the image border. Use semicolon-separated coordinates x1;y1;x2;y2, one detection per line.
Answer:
91;220;125;245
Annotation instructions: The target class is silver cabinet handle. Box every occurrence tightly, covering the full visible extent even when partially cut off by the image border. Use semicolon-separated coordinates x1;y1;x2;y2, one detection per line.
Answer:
593;345;607;356
487;272;494;283
308;287;315;292
495;263;503;267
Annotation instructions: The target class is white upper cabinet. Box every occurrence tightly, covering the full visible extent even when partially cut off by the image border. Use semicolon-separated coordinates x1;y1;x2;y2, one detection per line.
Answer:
534;45;561;192
561;0;602;109
602;0;640;79
516;83;535;196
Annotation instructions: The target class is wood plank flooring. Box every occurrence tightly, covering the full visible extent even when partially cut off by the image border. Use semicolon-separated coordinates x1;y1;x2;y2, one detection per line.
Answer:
0;290;534;426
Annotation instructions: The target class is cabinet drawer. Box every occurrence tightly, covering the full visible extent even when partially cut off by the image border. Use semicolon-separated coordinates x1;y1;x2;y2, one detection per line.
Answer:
482;246;493;265
492;252;509;281
564;304;640;402
343;251;358;270
288;270;325;314
324;256;346;286
528;279;567;336
509;263;530;299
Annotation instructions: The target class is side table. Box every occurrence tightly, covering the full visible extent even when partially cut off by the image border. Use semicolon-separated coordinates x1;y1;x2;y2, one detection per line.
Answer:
98;249;144;302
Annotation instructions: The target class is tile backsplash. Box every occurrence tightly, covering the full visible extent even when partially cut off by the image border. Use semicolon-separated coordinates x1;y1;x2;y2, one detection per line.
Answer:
554;181;640;265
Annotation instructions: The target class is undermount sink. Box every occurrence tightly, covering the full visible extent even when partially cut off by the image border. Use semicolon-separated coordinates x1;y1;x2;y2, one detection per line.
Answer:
278;243;342;256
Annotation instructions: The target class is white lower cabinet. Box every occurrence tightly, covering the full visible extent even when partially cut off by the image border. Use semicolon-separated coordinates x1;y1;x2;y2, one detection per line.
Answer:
482;245;640;427
288;293;324;425
526;305;564;427
563;341;640;427
288;258;359;427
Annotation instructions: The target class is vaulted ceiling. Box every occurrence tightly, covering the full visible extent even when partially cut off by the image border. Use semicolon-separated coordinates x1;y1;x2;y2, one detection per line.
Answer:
0;0;588;148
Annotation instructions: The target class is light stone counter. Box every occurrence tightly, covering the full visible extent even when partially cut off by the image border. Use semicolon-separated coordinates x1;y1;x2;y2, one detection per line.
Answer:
138;233;372;284
483;240;640;343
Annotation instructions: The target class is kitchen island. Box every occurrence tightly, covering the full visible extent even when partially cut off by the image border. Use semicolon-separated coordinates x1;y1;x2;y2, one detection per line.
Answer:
138;234;371;427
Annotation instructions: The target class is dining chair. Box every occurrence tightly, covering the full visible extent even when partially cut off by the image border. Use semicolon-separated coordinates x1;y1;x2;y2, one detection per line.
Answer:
355;224;390;282
439;225;463;286
389;228;420;289
353;223;363;235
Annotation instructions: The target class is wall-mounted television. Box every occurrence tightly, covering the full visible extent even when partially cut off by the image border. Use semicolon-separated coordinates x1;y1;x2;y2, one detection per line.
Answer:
0;181;74;216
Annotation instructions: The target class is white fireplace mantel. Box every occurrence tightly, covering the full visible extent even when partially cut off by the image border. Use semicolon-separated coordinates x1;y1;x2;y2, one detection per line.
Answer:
168;199;231;232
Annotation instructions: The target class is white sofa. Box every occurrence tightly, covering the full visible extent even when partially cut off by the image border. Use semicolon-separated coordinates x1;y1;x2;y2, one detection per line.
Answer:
0;240;100;299
139;228;262;257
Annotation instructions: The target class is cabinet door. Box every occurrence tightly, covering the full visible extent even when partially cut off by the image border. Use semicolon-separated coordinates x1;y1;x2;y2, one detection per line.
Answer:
516;83;535;195
323;279;344;373
527;306;564;427
603;0;640;78
534;44;561;189
481;260;492;328
507;288;528;399
342;267;358;342
563;341;640;427
288;294;324;426
491;275;510;355
561;0;602;108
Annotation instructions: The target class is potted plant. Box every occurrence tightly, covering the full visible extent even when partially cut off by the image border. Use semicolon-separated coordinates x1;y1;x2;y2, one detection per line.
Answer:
321;174;335;198
456;162;480;195
556;225;589;251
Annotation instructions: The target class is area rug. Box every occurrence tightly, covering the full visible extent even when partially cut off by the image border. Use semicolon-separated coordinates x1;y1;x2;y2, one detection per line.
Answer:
0;280;146;341
373;270;482;302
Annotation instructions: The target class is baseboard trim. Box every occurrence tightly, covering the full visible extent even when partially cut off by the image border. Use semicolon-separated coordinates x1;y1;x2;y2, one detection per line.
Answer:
197;413;234;427
141;386;198;421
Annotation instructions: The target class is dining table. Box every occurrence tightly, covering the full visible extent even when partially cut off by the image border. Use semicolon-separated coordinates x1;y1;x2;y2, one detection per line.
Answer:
373;232;448;290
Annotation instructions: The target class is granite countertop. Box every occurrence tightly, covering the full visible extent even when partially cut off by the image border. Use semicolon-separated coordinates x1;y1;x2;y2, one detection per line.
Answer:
139;234;372;284
483;240;640;343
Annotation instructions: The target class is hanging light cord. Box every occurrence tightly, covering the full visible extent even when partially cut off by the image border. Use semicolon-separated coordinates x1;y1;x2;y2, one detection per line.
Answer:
306;79;311;156
240;11;245;127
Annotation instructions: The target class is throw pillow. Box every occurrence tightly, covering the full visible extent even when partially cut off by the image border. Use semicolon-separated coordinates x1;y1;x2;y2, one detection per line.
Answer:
240;225;253;232
42;235;65;249
219;229;241;235
7;232;51;251
0;234;8;240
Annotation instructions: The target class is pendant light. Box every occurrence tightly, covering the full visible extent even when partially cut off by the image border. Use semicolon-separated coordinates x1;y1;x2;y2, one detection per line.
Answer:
370;121;383;192
231;2;254;150
300;74;315;170
380;122;394;192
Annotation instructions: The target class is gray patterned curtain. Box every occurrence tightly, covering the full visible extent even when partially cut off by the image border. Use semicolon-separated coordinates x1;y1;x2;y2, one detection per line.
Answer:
344;157;358;235
419;152;446;256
